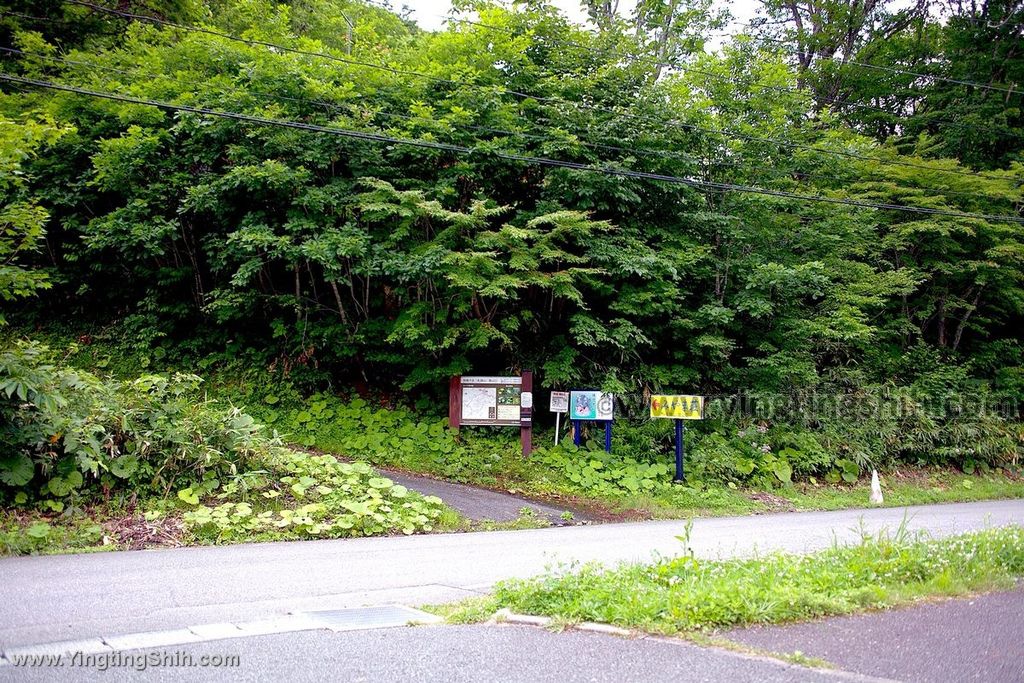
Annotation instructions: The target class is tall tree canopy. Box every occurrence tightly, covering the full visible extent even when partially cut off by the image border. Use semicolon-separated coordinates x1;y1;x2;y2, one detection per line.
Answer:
0;0;1020;416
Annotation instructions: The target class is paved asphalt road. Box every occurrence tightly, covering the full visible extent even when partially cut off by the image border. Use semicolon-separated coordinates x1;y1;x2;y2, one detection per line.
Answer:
726;586;1024;682
2;500;1022;650
0;625;861;683
377;467;579;523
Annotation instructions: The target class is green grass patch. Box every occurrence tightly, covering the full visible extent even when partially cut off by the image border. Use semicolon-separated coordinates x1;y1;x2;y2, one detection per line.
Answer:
423;596;499;624
782;471;1024;511
443;525;1024;634
0;512;117;555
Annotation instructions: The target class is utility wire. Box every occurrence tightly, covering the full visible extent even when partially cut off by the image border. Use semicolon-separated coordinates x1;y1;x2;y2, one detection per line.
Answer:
305;0;1024;129
4;45;1005;204
479;0;1024;97
3;72;1022;224
0;45;708;170
58;0;995;179
359;1;1022;108
445;15;1020;137
26;2;1024;103
737;33;1022;96
534;5;1024;97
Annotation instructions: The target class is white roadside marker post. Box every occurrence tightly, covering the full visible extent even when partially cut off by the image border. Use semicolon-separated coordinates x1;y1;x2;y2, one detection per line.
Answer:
870;469;884;505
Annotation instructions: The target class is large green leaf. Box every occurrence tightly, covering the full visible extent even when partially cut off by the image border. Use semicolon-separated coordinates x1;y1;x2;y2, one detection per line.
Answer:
0;453;34;487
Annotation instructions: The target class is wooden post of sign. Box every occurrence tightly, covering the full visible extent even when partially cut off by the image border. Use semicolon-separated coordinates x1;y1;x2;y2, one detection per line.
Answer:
520;370;533;457
449;376;462;432
604;420;612;453
554;411;562;446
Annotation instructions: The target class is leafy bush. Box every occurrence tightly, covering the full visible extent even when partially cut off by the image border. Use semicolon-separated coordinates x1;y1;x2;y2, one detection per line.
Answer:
0;340;270;507
255;394;538;486
532;443;672;497
0;342;448;551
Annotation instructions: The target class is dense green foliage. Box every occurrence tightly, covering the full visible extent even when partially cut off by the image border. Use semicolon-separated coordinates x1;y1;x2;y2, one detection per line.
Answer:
0;341;268;507
474;525;1024;631
0;0;1022;498
0;342;447;552
202;377;1021;514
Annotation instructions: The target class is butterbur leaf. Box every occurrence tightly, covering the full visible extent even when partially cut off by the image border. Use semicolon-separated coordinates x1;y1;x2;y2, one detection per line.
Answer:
47;477;73;497
109;457;139;479
177;487;200;505
772;460;793;484
837;459;860;483
0;453;34;487
26;522;51;539
734;459;755;476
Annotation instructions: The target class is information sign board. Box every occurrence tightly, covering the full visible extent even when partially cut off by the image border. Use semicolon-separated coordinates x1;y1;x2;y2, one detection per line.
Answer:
460;376;522;426
569;391;614;421
650;395;704;420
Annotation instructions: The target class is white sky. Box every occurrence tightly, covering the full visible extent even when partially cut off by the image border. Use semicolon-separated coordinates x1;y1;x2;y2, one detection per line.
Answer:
399;0;766;35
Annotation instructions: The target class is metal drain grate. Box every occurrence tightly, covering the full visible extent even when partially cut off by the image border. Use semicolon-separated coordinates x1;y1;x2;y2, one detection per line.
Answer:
300;606;442;632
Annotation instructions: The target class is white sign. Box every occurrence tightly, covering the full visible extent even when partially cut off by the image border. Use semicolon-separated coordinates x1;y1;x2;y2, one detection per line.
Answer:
521;392;533;409
550;391;569;413
462;386;497;422
462;376;522;385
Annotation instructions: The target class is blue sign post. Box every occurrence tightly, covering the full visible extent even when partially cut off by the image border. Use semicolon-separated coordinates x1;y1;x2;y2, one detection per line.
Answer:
674;419;685;482
650;394;704;483
568;391;614;453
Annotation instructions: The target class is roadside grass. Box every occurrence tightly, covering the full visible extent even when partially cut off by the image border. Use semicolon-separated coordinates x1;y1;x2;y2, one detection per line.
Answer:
435;525;1024;634
682;632;836;670
0;512;119;555
495;471;1024;523
782;471;1024;511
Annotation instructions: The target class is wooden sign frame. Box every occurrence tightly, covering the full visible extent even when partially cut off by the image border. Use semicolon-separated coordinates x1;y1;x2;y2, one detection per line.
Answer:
449;370;533;457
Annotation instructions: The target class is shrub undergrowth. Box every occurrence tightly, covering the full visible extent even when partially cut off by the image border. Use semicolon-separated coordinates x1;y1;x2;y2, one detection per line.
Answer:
0;342;448;554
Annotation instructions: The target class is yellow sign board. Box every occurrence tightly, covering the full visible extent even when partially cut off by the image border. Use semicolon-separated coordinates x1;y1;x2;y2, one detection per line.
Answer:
650;395;704;420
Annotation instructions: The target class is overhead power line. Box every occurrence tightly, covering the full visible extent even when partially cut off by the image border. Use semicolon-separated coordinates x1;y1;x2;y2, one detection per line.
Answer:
534;6;1024;97
3;72;1021;225
357;0;1022;108
444;15;1020;138
740;33;1022;96
59;0;993;180
2;45;1003;204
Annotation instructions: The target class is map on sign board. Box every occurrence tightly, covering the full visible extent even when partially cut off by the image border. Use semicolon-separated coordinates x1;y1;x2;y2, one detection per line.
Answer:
549;391;569;413
463;387;497;421
569;391;614;421
650;395;704;420
461;376;522;426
